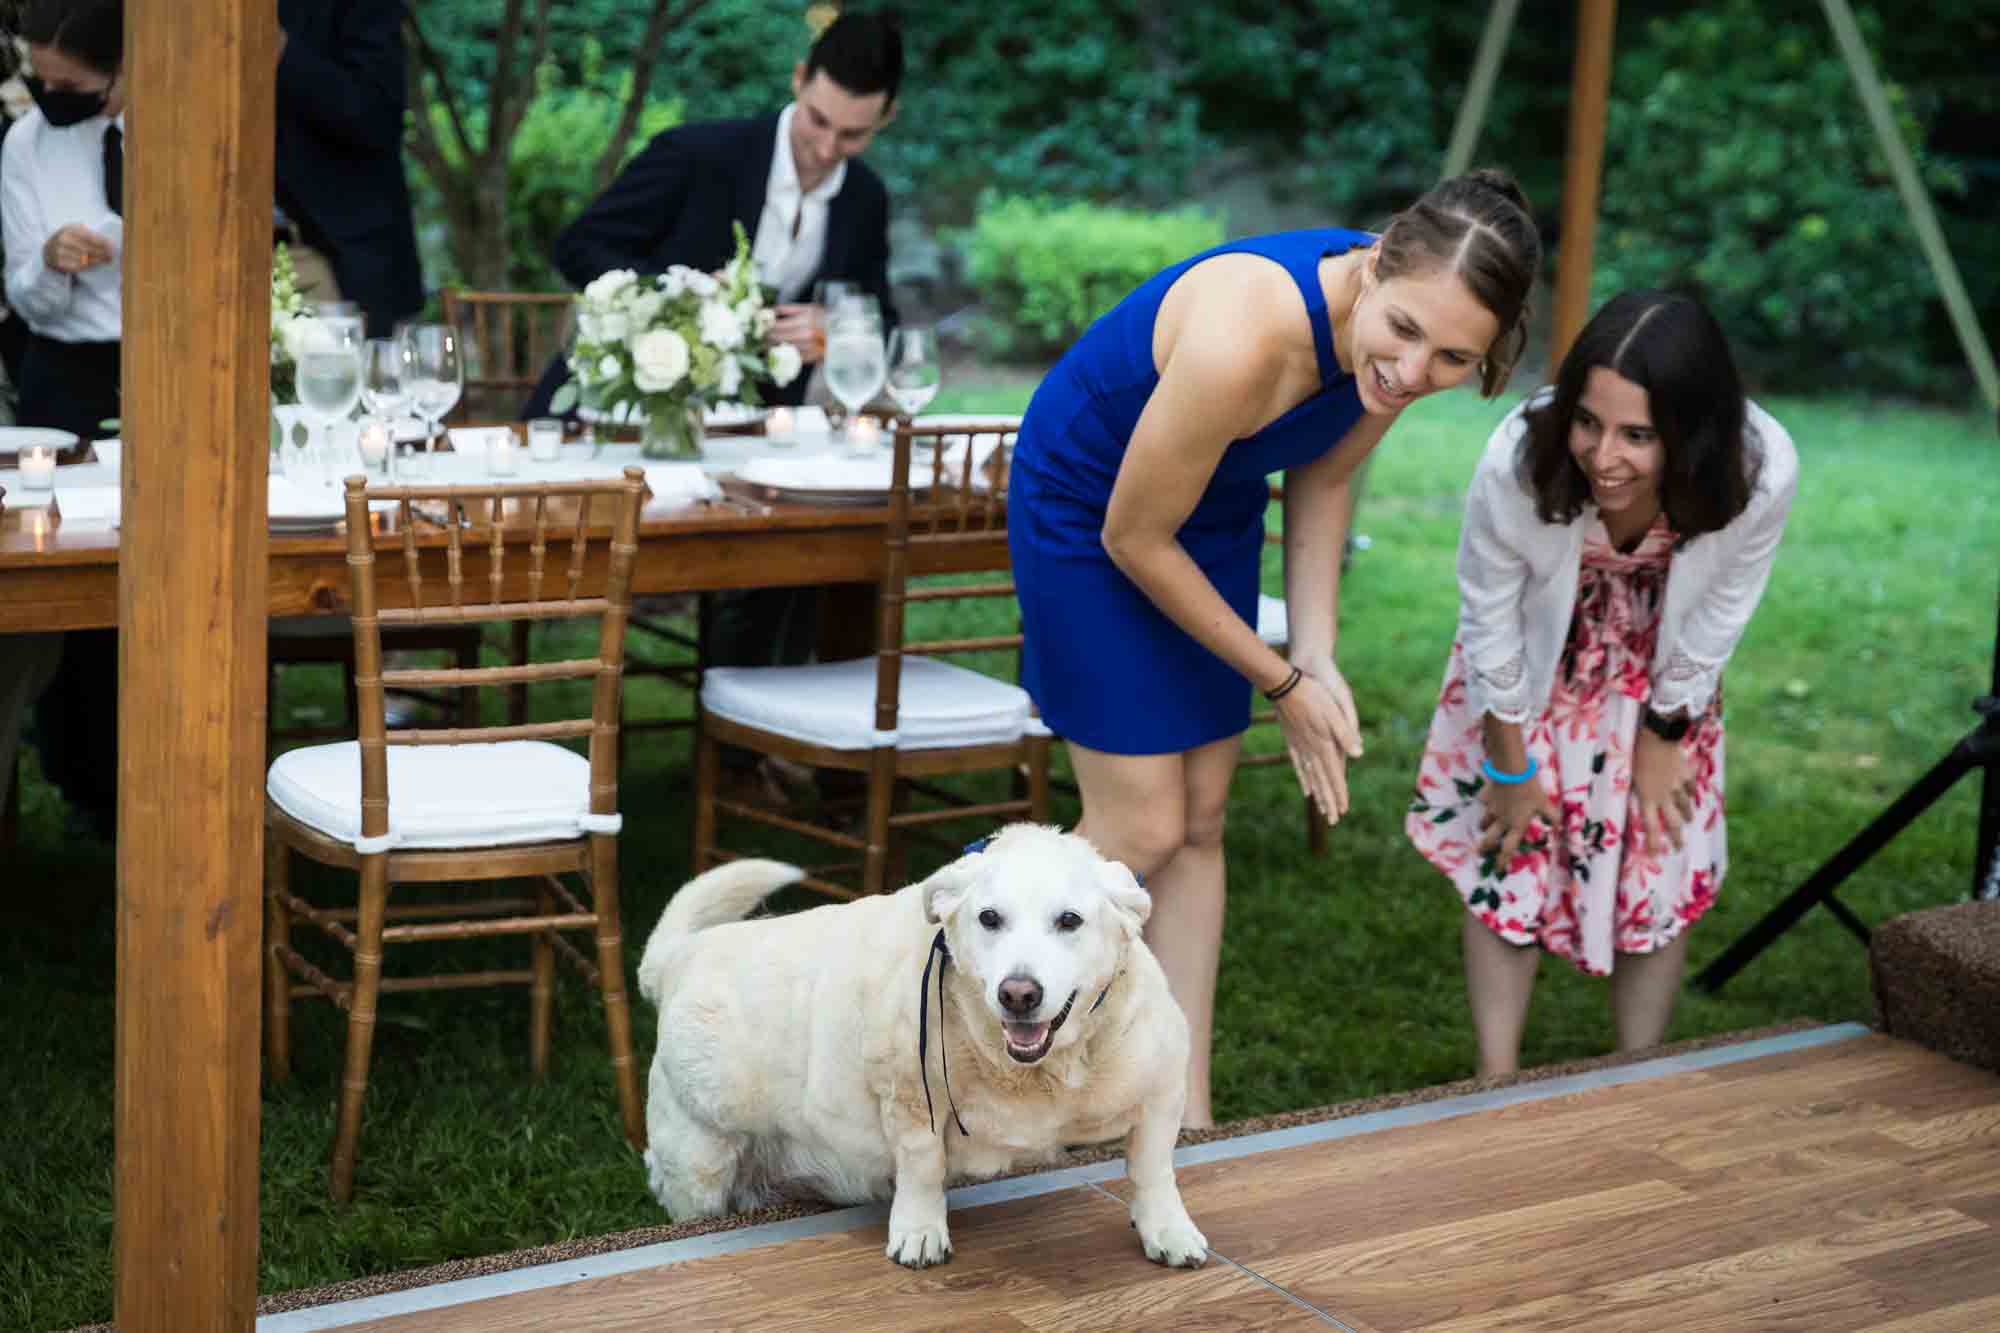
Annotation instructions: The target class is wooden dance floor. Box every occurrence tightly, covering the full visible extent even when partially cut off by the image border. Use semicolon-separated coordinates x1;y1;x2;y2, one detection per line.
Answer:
263;1025;2000;1331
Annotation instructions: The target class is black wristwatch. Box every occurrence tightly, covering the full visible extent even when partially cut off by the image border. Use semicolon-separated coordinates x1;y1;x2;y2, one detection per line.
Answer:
1641;706;1692;742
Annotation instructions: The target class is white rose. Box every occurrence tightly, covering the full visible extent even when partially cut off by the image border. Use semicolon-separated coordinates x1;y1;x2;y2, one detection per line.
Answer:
660;268;692;299
686;270;719;298
698;299;744;351
583;269;638;308
767;341;803;387
596;311;630;344
716;354;743;398
278;314;333;363
630;328;690;393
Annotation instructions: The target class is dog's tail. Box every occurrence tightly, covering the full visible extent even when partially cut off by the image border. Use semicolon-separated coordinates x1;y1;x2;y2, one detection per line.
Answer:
636;858;804;1006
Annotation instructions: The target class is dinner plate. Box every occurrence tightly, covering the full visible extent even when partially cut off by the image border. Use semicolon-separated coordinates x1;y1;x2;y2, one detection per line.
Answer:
0;426;81;452
735;455;899;497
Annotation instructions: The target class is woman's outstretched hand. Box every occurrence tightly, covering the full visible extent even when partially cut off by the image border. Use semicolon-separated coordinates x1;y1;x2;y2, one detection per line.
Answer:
1477;773;1559;868
1275;658;1362;824
1630;727;1695;856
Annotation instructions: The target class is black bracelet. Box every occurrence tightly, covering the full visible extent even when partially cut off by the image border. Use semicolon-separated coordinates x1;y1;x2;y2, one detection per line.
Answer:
1264;665;1304;702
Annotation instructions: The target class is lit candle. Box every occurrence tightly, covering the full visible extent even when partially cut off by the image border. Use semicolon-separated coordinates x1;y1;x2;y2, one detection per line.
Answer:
765;406;796;447
357;419;390;474
486;430;518;476
18;446;55;490
527;416;563;462
846;414;881;453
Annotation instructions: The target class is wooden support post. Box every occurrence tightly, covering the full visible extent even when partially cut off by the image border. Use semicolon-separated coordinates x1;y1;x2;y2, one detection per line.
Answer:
1441;0;1521;181
1550;0;1618;368
115;1;273;1327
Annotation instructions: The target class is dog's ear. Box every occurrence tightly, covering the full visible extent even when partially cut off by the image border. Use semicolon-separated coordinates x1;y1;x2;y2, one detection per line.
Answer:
921;855;979;925
1096;857;1153;936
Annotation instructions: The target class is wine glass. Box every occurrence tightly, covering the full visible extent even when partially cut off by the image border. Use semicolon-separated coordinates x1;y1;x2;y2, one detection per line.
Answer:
824;315;886;450
297;338;363;493
885;326;942;420
401;323;463;472
360;338;410;418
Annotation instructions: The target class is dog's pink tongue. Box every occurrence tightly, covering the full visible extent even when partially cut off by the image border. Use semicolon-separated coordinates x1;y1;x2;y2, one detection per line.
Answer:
1005;1021;1050;1050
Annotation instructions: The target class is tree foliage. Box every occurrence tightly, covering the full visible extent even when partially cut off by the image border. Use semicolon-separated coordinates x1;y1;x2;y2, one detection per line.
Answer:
1592;0;1966;394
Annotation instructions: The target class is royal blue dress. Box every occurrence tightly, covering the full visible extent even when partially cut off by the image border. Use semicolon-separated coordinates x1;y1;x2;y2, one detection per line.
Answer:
1010;228;1372;755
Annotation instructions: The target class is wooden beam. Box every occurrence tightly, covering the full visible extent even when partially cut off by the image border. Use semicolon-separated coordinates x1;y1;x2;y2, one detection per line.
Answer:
1441;0;1522;181
1550;0;1618;367
1819;0;2000;413
116;0;272;1326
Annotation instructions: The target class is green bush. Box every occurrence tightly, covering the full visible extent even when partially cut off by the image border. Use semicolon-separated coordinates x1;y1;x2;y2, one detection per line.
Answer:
1593;0;1965;396
958;195;1224;360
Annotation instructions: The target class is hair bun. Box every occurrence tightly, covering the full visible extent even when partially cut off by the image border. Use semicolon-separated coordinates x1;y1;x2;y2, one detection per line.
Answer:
1464;167;1531;217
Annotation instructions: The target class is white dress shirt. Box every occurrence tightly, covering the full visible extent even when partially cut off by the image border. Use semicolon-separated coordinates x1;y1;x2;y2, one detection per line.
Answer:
2;106;124;343
750;103;846;303
1454;395;1799;724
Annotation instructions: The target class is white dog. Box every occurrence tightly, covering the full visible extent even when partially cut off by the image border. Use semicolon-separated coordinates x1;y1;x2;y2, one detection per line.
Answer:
636;823;1208;1269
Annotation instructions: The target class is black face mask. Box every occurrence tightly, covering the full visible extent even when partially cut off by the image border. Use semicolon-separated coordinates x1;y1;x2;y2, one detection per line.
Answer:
24;74;109;128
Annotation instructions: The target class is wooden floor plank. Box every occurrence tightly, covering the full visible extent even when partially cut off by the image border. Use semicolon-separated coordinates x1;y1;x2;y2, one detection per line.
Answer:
314;1034;2000;1333
1871;1292;2000;1331
342;1184;1324;1332
1843;1224;2000;1316
1406;1205;1983;1332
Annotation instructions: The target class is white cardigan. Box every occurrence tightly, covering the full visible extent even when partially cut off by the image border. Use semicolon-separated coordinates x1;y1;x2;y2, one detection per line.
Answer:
1455;396;1798;725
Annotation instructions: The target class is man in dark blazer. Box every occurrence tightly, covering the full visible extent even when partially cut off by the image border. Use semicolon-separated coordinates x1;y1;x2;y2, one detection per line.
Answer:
275;0;424;337
522;11;902;418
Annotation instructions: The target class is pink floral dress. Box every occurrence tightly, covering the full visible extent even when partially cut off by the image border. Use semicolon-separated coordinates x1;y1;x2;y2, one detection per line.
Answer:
1405;515;1726;976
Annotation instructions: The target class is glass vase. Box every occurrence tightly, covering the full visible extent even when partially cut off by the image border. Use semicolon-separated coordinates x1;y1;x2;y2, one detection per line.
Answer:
641;402;705;461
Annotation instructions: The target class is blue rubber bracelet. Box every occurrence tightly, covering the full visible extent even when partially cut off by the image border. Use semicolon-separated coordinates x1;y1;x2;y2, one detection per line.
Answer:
1480;756;1538;786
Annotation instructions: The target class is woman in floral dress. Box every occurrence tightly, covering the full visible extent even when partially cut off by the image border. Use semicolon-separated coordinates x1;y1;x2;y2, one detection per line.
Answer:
1406;291;1798;1076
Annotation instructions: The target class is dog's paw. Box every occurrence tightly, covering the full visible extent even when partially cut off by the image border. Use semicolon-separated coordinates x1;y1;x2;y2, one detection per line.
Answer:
885;1218;953;1268
1135;1209;1208;1268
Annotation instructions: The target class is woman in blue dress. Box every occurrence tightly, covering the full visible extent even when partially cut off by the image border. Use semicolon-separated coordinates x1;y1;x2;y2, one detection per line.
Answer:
1011;169;1542;1125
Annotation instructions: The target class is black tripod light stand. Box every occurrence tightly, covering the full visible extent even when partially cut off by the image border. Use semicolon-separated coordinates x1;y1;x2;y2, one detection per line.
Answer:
1697;584;2000;992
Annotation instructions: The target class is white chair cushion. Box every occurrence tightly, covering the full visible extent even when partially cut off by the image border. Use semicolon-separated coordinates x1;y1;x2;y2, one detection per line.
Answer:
1256;594;1290;647
267;740;596;850
701;657;1031;751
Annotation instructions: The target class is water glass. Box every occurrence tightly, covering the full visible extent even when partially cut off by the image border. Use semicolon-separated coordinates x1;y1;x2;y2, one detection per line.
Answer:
400;323;463;467
527;417;563;463
885;326;942;419
299;344;363;491
825;323;886;446
360;338;410;420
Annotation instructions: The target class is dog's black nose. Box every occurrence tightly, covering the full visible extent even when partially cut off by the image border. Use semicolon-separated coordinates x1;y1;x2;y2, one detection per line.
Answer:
998;976;1042;1015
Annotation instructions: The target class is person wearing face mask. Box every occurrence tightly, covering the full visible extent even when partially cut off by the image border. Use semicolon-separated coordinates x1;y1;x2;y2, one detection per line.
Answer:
1009;169;1543;1128
2;0;125;839
1405;291;1799;1077
4;0;124;443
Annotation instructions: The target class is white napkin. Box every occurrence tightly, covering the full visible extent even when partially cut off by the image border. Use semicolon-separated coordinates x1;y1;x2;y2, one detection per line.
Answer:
56;486;121;525
446;425;516;453
267;475;347;522
0;471;57;510
642;462;722;508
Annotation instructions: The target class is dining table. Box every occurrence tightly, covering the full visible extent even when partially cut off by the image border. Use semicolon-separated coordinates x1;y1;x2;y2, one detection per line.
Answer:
0;421;1013;636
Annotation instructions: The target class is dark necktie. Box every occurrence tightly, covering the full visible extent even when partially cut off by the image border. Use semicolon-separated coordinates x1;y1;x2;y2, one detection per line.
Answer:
102;124;122;217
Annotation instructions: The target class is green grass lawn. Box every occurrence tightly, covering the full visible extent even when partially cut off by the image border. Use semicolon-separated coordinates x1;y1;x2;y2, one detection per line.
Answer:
3;383;1994;1329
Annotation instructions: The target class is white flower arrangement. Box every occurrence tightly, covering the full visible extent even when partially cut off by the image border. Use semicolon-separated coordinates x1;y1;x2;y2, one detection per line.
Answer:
269;243;330;403
551;223;801;436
